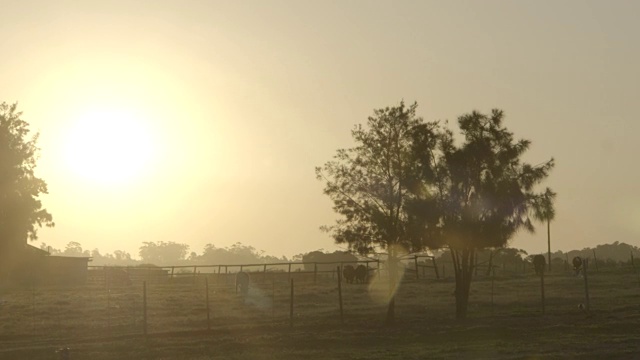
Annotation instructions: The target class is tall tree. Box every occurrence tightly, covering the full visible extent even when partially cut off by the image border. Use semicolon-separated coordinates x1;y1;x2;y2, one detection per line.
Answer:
533;189;556;271
420;109;555;319
0;102;53;270
316;102;440;325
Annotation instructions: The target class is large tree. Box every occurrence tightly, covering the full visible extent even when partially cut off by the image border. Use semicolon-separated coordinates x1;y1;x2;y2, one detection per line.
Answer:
0;102;53;270
316;102;440;325
416;109;555;319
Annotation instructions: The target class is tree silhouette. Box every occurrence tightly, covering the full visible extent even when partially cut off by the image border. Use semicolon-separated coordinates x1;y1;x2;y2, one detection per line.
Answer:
316;102;440;325
533;189;556;271
419;109;555;319
63;241;90;257
0;102;53;276
139;241;189;265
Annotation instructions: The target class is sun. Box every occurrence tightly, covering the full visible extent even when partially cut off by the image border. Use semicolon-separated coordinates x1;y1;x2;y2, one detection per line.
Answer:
63;109;156;186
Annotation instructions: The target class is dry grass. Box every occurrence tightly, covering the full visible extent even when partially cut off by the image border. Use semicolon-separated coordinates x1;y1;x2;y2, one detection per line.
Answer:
1;267;640;359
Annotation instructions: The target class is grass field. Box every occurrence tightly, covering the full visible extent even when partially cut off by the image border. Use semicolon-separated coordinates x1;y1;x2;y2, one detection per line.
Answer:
1;265;640;359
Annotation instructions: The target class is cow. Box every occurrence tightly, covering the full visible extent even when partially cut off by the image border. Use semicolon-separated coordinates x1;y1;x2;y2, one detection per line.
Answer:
572;256;583;276
342;265;355;284
235;271;250;296
533;255;546;276
355;264;367;284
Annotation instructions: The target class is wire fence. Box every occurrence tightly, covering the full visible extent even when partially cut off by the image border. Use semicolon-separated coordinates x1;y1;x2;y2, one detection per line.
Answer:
1;257;639;342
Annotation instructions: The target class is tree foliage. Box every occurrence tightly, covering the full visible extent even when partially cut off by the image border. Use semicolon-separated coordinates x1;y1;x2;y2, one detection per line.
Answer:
0;102;53;255
139;241;190;265
413;109;555;318
190;242;287;265
318;103;555;321
316;102;442;324
316;102;440;255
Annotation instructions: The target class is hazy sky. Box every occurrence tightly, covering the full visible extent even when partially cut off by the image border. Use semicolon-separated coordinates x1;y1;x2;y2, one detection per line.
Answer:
1;0;638;259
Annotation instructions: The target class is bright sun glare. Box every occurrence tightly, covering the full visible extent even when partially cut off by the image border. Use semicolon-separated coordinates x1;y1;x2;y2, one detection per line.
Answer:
63;109;156;186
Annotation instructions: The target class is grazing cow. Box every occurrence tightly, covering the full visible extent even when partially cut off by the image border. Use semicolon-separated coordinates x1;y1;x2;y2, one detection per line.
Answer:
342;265;355;284
355;265;367;284
533;255;546;276
572;256;583;276
236;271;250;296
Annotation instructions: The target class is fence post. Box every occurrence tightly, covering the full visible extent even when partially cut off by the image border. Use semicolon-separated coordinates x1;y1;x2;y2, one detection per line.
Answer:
337;266;344;324
272;279;275;318
289;278;294;328
31;281;36;334
143;281;148;336
313;263;318;284
486;252;493;277
491;269;495;316
592;250;599;272
432;257;440;279
473;255;479;277
583;259;590;312
205;277;211;330
414;255;420;280
288;263;292;281
366;261;371;280
107;284;111;333
540;269;545;315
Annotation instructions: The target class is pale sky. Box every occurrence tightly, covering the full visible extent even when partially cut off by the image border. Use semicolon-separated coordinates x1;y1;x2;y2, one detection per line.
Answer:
1;0;638;259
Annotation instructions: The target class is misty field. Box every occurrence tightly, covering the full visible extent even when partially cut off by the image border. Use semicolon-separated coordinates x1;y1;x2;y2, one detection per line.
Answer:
1;266;640;359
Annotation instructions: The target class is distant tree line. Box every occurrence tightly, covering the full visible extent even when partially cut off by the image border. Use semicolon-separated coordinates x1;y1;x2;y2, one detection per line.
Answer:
40;240;640;271
38;241;290;266
549;241;640;267
432;242;640;271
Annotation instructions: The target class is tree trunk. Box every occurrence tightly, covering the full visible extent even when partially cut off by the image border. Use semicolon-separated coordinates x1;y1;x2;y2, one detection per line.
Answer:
452;248;474;320
485;251;493;277
385;250;398;325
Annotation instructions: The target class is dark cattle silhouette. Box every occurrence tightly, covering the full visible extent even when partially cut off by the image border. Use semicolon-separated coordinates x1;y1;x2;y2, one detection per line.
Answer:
355;265;367;284
533;255;546;276
235;271;250;296
572;256;583;276
302;251;359;272
342;265;355;284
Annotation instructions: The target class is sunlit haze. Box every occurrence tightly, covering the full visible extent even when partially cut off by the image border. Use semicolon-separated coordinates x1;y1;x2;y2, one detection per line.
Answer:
63;108;157;185
1;0;638;259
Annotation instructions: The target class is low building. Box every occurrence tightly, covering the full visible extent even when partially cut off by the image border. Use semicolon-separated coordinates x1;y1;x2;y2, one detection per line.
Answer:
0;245;91;287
